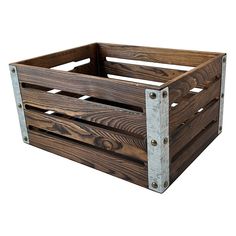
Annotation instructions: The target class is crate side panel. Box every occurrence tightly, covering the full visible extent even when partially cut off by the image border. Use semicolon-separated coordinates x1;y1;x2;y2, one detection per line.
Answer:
98;43;220;67
29;129;148;188
17;64;151;108
25;110;147;162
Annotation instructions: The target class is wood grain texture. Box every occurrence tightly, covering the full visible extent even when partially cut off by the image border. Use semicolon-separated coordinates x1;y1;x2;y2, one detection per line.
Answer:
25;110;147;162
21;88;146;137
16;43;98;69
170;100;219;159
163;56;222;103
98;43;221;67
169;79;221;132
16;64;158;108
170;122;219;182
101;61;185;82
29;129;148;187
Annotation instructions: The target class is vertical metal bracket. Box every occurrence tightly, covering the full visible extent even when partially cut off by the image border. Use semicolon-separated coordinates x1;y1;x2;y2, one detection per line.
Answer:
218;55;227;134
9;65;29;143
145;87;169;193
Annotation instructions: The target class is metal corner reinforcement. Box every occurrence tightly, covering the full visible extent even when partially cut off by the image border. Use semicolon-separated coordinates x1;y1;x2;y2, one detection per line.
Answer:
9;65;29;144
145;87;169;193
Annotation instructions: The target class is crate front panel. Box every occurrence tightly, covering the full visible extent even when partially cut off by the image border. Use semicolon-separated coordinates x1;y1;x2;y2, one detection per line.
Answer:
16;64;150;187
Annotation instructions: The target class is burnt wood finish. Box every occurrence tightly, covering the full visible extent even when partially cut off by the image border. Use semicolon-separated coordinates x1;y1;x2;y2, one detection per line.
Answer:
10;43;226;192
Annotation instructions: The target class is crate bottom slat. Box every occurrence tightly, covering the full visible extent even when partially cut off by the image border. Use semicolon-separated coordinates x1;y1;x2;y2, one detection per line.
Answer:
28;129;148;188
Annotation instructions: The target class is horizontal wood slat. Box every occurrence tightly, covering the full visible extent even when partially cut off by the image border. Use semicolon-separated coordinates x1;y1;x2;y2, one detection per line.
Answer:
170;100;219;159
29;129;148;187
163;57;222;103
102;61;185;82
170;122;219;182
16;64;157;108
98;43;221;67
17;43;97;68
169;79;221;132
21;88;146;137
25;110;147;162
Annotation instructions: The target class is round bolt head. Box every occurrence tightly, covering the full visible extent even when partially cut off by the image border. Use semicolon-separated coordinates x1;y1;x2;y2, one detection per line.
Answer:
149;92;156;99
162;91;168;98
23;136;28;142
219;126;222;132
221;93;224;98
151;139;157;146
163;137;168;144
152;182;158;189
223;57;226;63
18;103;22;109
11;67;16;73
164;181;169;188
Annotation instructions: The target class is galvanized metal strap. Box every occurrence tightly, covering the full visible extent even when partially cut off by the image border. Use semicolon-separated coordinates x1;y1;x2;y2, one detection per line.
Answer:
145;88;169;193
218;55;227;134
9;65;29;143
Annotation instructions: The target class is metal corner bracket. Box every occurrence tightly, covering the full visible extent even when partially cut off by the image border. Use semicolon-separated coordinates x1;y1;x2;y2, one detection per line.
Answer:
145;87;169;193
218;55;227;134
9;65;29;144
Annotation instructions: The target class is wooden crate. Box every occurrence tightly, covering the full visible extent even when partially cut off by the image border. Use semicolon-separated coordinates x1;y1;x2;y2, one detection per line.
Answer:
9;43;226;193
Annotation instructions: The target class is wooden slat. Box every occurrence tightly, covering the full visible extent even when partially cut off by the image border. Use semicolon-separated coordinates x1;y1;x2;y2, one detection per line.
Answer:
170;100;219;159
70;63;93;75
29;129;148;187
21;88;146;137
162;56;222;103
170;122;219;182
16;64;156;108
98;43;221;67
17;43;98;69
25;110;147;162
102;61;185;82
169;79;221;132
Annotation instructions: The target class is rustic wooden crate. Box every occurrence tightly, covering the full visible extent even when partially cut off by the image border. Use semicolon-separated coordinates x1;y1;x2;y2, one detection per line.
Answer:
9;43;226;193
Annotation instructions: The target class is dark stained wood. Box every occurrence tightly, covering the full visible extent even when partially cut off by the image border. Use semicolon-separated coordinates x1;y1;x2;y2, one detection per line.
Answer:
25;110;147;162
169;79;221;132
17;43;98;69
16;64;157;108
170;100;219;159
101;61;186;83
170;122;219;182
21;88;146;137
162;56;222;103
29;129;148;187
98;43;222;67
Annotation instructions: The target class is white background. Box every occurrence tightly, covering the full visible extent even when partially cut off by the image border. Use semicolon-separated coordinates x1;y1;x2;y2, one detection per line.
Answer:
0;1;235;235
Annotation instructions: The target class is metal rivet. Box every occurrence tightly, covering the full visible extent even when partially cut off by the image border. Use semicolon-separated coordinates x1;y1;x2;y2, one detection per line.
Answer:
221;93;224;98
222;57;226;63
151;139;157;146
11;68;16;73
162;91;168;98
152;182;158;189
149;92;156;99
164;181;169;188
23;136;28;142
18;103;22;109
163;137;168;144
219;126;222;131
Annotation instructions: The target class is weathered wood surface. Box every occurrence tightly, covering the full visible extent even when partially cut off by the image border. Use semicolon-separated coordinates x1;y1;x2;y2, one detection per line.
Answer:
169;79;221;132
16;43;98;69
162;56;223;103
16;64;158;108
25;110;147;162
29;129;148;187
170;122;219;182
170;100;219;159
21;88;146;137
98;43;221;67
102;61;185;82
